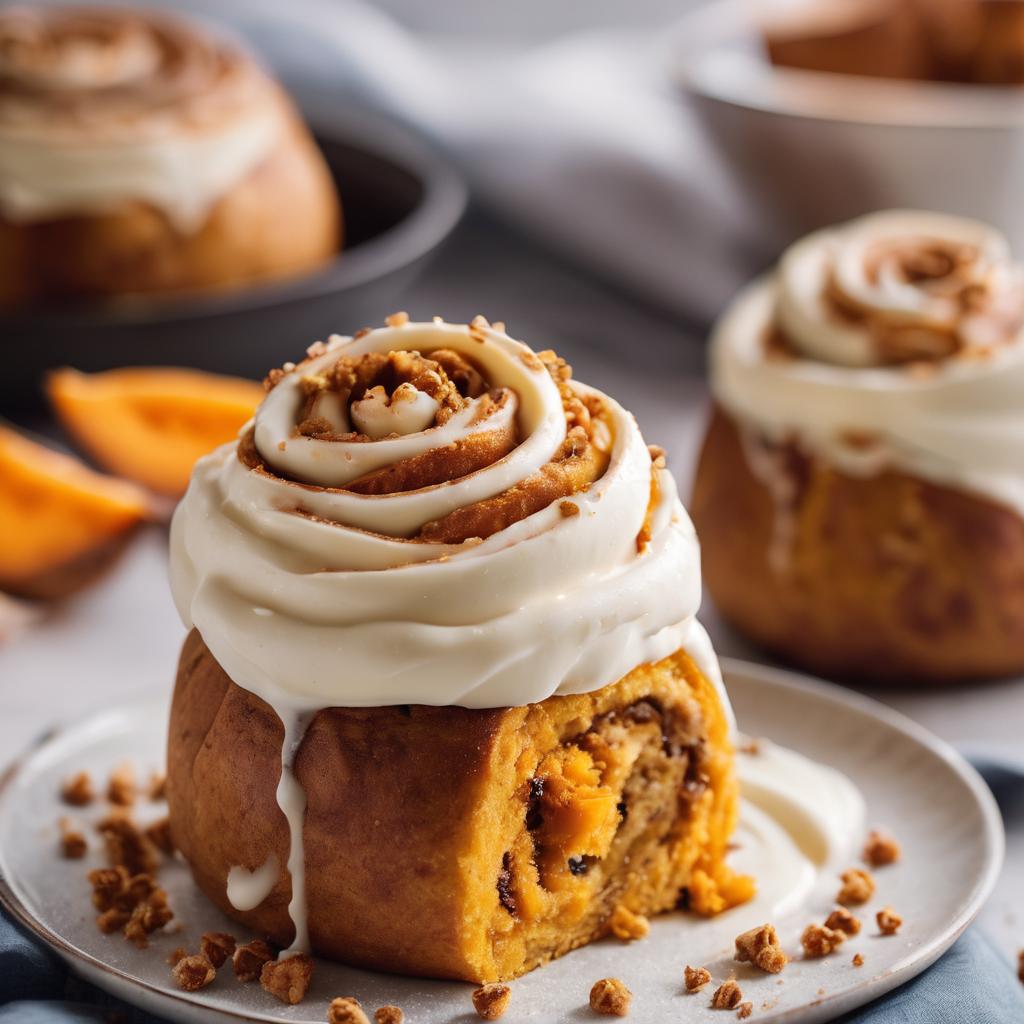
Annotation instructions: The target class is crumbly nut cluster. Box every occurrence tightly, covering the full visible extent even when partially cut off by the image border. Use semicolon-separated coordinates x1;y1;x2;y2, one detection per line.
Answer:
852;953;865;967
472;982;512;1020
824;907;861;937
233;938;274;982
96;813;159;876
608;905;650;942
374;1006;404;1024
200;931;237;968
737;1003;754;1020
328;997;370;1024
836;867;875;906
862;829;901;867
87;865;172;947
734;923;788;974
172;953;215;992
107;763;136;806
58;818;87;859
260;952;315;1005
684;965;712;992
711;979;743;1009
876;906;903;936
590;978;632;1016
61;771;95;806
801;923;846;959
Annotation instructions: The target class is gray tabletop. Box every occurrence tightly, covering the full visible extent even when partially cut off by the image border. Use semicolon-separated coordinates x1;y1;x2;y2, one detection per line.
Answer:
1;212;1021;972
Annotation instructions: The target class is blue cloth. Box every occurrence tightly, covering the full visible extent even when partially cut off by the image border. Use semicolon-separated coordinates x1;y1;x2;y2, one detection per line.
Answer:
3;754;1022;1024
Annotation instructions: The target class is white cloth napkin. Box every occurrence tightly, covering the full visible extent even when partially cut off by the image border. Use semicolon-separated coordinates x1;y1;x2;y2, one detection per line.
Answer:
140;0;769;324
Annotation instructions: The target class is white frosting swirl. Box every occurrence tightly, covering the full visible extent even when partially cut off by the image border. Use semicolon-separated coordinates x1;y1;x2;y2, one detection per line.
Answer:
170;319;726;714
712;210;1024;517
0;7;283;231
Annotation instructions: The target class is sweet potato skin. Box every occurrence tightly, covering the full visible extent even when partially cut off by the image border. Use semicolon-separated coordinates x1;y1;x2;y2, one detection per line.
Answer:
692;407;1024;684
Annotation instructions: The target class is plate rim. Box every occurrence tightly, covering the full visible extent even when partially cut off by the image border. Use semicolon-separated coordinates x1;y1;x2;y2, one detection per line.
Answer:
0;658;1006;1023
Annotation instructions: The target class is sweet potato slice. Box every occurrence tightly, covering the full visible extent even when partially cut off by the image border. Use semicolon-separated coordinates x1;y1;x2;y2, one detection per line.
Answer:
0;424;148;599
48;367;263;497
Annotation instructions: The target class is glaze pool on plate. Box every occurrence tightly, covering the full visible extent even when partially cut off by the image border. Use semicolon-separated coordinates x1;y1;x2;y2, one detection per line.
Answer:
0;661;1003;1024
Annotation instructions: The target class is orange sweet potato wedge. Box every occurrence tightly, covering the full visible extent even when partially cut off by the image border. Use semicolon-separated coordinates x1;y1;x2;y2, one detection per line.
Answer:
0;424;149;599
48;367;264;497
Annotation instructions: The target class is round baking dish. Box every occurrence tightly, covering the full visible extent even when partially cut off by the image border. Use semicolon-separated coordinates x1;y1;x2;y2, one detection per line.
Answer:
0;109;467;411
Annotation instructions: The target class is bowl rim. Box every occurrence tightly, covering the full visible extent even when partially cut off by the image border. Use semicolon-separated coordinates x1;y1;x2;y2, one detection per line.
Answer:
672;0;1024;130
2;106;468;329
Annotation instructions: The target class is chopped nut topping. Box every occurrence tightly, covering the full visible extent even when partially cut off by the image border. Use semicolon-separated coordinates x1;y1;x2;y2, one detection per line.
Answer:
801;923;846;958
711;979;743;1009
123;887;173;947
61;771;95;806
734;924;788;974
96;907;130;934
590;978;631;1016
608;905;650;942
144;817;174;857
233;939;274;982
172;954;215;992
876;906;903;935
684;965;712;992
88;866;130;911
107;763;136;806
737;1003;754;1020
59;819;87;859
328;997;370;1024
386;311;410;328
862;829;901;867
374;1007;404;1024
96;813;158;876
559;500;581;518
824;907;862;936
200;932;236;968
852;953;865;967
260;953;314;1005
148;772;167;801
166;947;188;967
837;867;875;906
472;982;512;1020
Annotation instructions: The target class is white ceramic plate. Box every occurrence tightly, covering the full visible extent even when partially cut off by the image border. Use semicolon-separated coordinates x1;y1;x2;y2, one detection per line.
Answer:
0;660;1003;1024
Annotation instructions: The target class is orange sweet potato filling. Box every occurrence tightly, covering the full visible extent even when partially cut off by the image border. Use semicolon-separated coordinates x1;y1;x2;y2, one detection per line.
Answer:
48;366;264;497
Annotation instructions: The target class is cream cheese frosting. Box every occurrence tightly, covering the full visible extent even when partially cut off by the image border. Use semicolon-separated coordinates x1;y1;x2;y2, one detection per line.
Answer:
170;317;728;717
0;6;283;231
711;210;1024;518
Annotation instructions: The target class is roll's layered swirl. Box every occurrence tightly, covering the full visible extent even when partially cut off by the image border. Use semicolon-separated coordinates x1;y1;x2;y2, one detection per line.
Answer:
0;6;283;230
713;210;1024;517
171;317;719;711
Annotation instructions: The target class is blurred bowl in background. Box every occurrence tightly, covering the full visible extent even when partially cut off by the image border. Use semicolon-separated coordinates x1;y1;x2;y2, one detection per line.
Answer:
674;0;1024;257
0;109;466;411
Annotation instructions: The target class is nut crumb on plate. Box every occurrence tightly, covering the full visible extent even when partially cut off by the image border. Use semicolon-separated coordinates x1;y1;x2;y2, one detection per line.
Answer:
472;982;512;1020
233;939;274;982
96;813;158;876
172;953;215;992
734;923;788;973
261;953;314;1005
737;1002;753;1020
200;931;236;968
852;953;865;967
107;763;136;806
608;905;649;942
862;829;901;867
684;965;712;991
590;977;631;1016
58;818;87;859
328;997;370;1024
837;867;875;906
876;906;903;935
711;979;743;1009
824;907;861;936
801;923;846;958
374;1006;403;1024
61;771;95;806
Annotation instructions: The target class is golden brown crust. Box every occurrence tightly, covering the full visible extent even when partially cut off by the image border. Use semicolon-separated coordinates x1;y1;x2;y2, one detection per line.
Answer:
0;100;339;309
692;407;1024;684
166;629;746;982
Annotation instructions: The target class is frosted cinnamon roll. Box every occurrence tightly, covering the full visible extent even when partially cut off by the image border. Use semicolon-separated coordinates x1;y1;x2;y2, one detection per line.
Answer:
693;210;1024;684
0;5;339;308
167;316;751;982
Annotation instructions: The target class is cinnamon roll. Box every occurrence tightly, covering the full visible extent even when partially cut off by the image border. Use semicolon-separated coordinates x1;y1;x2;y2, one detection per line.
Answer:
0;5;339;308
693;211;1024;684
167;316;751;982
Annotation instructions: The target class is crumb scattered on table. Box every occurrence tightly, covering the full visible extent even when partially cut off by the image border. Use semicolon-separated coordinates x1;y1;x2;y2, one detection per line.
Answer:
590;977;632;1016
472;982;512;1020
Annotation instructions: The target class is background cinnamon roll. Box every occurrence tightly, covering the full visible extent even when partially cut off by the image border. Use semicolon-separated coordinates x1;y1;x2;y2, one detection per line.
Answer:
693;210;1024;684
167;316;751;981
0;5;340;308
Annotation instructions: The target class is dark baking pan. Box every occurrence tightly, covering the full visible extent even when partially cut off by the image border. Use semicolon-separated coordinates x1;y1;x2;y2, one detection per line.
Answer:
0;108;467;411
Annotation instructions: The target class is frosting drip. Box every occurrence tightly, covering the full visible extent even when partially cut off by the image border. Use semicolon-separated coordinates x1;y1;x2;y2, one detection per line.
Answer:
712;210;1024;518
170;318;727;716
0;6;283;229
